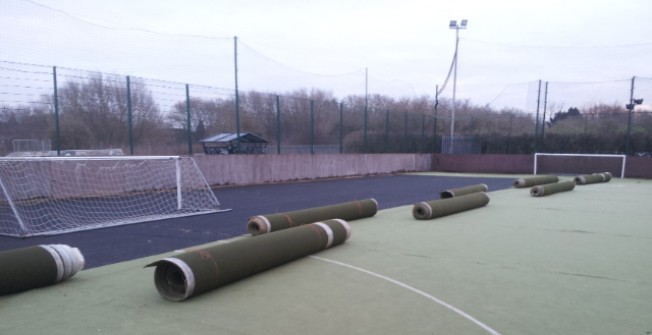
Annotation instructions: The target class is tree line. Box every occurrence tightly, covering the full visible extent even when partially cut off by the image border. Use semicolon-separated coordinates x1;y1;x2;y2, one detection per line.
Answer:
1;73;650;155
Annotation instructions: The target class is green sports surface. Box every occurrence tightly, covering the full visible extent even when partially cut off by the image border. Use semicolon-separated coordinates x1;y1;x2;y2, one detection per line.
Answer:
0;174;650;335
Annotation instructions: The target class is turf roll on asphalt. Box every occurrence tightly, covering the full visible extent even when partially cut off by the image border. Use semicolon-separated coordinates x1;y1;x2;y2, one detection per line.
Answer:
574;173;608;185
513;175;559;188
0;244;85;295
412;192;490;220
440;183;489;199
247;198;377;235
147;219;352;301
530;180;576;197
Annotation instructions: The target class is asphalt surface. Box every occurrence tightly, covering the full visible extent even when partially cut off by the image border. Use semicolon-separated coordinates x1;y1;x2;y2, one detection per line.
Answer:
0;174;514;268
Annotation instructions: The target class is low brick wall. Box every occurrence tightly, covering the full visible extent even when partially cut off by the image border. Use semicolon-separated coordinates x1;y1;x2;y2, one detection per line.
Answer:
625;156;652;178
432;154;652;178
432;154;533;174
192;153;432;186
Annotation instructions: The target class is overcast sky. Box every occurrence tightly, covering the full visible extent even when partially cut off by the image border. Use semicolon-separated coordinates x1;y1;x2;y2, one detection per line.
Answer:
2;0;652;111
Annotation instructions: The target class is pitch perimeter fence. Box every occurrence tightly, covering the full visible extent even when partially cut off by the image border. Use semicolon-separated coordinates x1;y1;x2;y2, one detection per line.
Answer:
1;60;652;157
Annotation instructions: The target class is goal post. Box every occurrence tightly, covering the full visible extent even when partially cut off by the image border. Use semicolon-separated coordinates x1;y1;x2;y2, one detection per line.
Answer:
0;156;228;237
533;153;626;178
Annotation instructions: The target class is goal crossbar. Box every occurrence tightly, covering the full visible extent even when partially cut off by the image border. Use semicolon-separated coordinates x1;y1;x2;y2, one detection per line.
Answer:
533;153;626;178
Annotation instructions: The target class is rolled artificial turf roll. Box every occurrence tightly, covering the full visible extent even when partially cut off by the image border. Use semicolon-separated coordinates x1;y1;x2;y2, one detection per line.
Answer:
147;219;352;301
247;198;377;235
574;174;606;185
412;192;490;220
594;172;612;182
513;175;559;188
530;180;576;197
440;183;488;199
0;244;85;295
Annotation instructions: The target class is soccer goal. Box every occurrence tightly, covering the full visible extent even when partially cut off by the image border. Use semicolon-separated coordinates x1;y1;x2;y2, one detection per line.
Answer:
0;156;228;237
533;153;626;178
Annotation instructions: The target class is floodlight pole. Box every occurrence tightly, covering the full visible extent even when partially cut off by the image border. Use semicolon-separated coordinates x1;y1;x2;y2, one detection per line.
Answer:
625;76;643;156
449;19;467;154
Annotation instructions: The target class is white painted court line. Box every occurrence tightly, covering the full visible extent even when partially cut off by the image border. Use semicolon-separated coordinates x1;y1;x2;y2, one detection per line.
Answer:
311;256;502;335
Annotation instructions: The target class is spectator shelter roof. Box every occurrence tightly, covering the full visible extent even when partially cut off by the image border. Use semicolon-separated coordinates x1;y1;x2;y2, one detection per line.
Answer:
199;132;268;154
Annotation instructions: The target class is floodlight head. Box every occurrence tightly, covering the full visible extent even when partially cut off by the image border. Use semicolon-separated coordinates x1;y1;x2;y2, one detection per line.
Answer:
461;19;468;27
633;98;644;105
449;20;457;28
626;103;635;110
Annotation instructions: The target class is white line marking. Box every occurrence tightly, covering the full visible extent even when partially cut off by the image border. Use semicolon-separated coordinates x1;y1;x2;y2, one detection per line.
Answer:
311;256;502;335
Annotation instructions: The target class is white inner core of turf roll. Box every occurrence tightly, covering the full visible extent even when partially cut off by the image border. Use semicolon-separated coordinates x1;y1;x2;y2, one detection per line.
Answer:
313;222;334;248
156;257;196;301
416;202;433;218
40;244;64;282
311;256;502;335
249;216;271;234
333;218;352;240
39;244;85;282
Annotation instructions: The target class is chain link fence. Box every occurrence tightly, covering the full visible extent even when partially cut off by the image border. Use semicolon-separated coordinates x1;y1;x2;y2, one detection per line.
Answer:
1;60;651;157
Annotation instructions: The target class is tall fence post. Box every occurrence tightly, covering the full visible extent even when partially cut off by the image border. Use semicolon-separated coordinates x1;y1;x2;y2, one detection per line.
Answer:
52;66;61;156
126;75;134;155
276;95;281;154
625;76;636;156
384;109;389;152
534;79;542;153
339;102;343;154
234;36;241;151
185;84;193;155
403;111;408;152
310;100;315;154
421;114;426;153
541;81;549;151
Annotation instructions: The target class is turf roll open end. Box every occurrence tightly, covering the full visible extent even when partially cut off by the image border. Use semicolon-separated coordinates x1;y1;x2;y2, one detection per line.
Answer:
0;244;85;295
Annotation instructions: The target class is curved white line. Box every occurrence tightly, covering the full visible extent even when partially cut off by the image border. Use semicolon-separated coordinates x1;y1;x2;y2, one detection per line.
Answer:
310;256;502;335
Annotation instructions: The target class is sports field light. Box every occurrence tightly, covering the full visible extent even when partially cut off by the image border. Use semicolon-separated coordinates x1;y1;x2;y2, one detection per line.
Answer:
448;19;468;154
625;97;643;155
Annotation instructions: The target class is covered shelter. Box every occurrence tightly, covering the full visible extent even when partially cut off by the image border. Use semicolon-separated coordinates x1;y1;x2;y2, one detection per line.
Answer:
199;132;268;155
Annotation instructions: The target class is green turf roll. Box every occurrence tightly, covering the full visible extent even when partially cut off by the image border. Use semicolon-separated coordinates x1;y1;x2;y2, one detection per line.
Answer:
0;244;85;295
147;219;352;301
594;171;612;182
513;175;559;188
574;174;606;185
247;198;377;235
412;192;490;220
440;183;488;199
530;180;576;197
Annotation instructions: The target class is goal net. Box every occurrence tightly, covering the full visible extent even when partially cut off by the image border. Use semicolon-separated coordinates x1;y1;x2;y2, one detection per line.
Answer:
533;153;626;178
0;156;227;237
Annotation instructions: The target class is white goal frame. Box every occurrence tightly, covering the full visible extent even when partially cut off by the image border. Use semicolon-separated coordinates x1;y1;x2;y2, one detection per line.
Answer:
533;153;626;178
0;155;227;237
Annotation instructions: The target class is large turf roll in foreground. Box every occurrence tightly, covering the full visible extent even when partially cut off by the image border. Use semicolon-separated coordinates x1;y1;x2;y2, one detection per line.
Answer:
147;219;351;301
413;192;490;220
513;175;559;188
574;174;607;185
530;180;576;197
247;198;377;235
440;183;488;199
0;244;85;295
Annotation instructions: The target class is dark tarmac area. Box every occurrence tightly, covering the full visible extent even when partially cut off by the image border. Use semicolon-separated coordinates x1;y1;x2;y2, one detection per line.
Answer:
0;174;513;268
